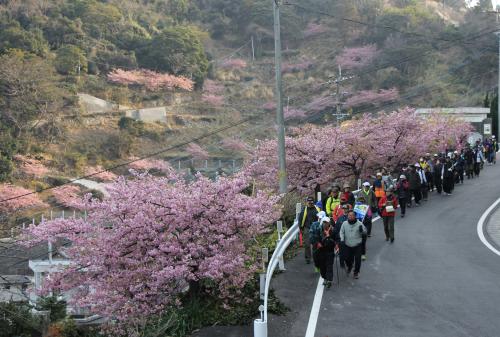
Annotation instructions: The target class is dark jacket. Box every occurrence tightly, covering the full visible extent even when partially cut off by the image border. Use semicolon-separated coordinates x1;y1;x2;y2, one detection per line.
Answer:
408;170;421;190
396;180;410;199
319;227;336;251
299;206;319;229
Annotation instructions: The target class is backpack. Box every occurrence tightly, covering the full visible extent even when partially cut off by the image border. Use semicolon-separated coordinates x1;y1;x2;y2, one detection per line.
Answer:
309;221;322;246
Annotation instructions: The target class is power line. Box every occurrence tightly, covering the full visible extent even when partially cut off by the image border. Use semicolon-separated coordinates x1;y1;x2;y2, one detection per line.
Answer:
286;2;497;47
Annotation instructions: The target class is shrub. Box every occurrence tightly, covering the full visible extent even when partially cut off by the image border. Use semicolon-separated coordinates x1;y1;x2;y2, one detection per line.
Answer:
55;45;87;75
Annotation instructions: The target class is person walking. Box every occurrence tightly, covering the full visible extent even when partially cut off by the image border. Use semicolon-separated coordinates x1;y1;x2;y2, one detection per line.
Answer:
354;195;373;260
299;196;320;264
359;181;377;217
433;154;443;194
464;145;475;179
417;162;428;201
442;156;455;195
396;174;409;218
425;153;434;191
341;182;355;208
315;217;335;288
325;186;341;219
493;136;498;164
454;150;465;184
373;172;386;208
340;210;367;279
473;144;484;178
309;211;326;273
408;164;422;207
334;204;350;270
378;186;398;243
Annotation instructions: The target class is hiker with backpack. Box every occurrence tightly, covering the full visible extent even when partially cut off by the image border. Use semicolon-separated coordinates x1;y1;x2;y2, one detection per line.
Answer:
340;210;367;279
354;195;373;260
298;196;320;264
378;186;398;243
396;175;410;218
309;211;326;273
313;217;336;288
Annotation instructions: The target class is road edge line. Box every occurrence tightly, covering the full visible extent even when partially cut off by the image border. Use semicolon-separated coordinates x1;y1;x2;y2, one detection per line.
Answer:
477;197;500;257
304;215;381;337
304;276;324;337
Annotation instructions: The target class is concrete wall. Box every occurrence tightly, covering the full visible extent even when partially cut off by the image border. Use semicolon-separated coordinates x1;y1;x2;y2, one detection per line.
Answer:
125;107;168;123
78;93;129;114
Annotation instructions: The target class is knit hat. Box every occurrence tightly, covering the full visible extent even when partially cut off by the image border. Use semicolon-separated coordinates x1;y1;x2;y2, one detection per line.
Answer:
315;201;323;209
320;216;331;224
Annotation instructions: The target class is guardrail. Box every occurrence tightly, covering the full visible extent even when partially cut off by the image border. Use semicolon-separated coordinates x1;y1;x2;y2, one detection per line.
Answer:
254;180;398;337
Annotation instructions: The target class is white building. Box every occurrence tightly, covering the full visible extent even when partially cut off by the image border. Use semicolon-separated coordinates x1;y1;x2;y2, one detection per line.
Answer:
415;107;489;123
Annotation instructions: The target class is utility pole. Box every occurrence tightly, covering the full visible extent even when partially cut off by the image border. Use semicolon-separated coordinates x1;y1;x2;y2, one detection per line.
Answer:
332;65;350;126
274;0;287;193
497;31;500;139
335;65;342;126
251;36;255;62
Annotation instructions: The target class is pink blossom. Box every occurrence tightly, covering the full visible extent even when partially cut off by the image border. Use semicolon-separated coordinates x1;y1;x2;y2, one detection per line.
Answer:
14;155;49;178
306;95;336;112
185;143;209;160
303;23;328;38
108;69;194;91
128;157;172;173
344;88;399;108
51;185;83;209
221;138;250;153
22;172;281;330
220;59;247;70
282;60;314;74
336;45;379;70
262;101;276;111
243;108;472;194
84;166;118;182
203;80;224;95
284;107;307;120
201;94;224;107
0;184;48;212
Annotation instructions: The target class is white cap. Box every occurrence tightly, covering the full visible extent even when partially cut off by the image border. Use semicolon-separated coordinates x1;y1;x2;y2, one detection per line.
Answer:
320;216;331;224
400;174;406;180
414;163;420;168
362;182;370;187
317;211;326;220
493;135;496;139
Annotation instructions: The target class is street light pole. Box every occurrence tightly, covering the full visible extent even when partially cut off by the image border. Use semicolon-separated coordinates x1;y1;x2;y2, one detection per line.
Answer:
497;31;500;139
273;0;288;193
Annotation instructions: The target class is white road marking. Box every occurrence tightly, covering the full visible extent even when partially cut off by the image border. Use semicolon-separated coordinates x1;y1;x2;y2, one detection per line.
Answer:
304;276;324;337
477;197;500;257
305;215;381;337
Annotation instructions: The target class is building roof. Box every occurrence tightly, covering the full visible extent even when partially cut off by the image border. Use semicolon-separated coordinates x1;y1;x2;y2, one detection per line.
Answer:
415;107;489;123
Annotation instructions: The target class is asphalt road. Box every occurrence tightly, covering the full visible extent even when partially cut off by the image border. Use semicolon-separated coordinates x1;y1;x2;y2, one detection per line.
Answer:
312;163;500;337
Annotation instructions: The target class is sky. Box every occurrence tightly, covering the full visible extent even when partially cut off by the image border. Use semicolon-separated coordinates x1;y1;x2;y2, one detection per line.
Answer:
468;0;500;8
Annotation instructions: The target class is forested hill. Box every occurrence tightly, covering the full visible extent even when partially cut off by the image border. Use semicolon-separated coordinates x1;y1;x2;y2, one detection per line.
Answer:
0;0;498;226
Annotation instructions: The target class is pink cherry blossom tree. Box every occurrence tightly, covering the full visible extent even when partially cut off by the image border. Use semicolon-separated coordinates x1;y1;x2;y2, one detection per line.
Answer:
14;155;49;178
303;23;328;38
336;45;379;70
84;166;118;182
344;88;399;108
128;157;173;173
220;59;247;70
108;69;194;91
221;138;251;154
51;185;84;209
201;94;224;107
203;79;224;95
0;184;48;212
186;143;209;160
23;172;281;331
244;108;473;194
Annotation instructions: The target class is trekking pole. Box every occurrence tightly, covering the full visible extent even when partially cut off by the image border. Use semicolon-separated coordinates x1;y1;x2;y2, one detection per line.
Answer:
334;252;340;286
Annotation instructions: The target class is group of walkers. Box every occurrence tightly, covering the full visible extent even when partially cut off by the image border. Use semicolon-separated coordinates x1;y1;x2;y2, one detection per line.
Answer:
298;138;497;288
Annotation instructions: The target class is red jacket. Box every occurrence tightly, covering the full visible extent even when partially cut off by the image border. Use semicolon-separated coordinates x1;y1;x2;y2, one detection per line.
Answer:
378;195;398;217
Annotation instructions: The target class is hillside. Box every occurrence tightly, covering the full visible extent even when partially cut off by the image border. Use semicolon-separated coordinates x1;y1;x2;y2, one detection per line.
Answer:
0;0;498;230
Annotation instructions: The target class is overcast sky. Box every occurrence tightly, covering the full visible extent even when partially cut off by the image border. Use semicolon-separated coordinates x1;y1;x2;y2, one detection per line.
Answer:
468;0;500;8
